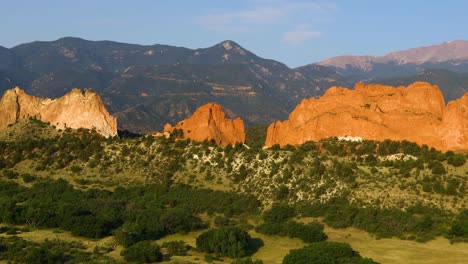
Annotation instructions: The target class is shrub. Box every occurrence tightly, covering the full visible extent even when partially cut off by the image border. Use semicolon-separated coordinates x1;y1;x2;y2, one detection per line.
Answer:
283;242;378;264
21;173;36;183
447;155;466;167
286;221;328;243
263;204;296;223
196;227;251;258
255;221;327;243
120;241;163;263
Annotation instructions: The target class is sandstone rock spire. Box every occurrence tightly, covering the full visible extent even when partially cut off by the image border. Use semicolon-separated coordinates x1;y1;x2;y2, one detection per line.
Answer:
164;103;245;146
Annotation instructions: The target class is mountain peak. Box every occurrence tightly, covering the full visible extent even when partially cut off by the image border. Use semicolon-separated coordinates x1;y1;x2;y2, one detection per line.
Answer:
219;40;241;49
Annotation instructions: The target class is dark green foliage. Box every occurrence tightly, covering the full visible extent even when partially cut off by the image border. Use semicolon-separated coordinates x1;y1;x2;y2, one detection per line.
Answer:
298;199;450;240
448;209;468;240
255;221;327;243
246;126;268;149
120;241;163;263
2;170;18;179
447;155;466;167
21;173;36;183
263;204;296;223
232;257;264;264
0;236;113;263
286;221;328;243
282;242;379;264
196;227;251;258
429;161;447;175
274;185;290;200
0;179;259;247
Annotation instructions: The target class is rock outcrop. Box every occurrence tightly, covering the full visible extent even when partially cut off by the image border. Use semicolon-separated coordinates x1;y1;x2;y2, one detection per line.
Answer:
0;87;117;137
265;82;468;151
164;103;245;146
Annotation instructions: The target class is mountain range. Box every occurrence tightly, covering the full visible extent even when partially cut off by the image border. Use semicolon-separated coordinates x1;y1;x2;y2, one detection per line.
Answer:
0;37;467;132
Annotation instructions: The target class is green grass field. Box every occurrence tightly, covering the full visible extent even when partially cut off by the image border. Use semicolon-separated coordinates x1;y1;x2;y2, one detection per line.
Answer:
325;226;468;264
2;223;466;264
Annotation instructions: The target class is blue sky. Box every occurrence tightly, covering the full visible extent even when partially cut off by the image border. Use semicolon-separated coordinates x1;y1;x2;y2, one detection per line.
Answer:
2;0;467;67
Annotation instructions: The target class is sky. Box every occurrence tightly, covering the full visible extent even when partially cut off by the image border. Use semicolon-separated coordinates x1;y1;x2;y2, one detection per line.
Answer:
1;0;467;67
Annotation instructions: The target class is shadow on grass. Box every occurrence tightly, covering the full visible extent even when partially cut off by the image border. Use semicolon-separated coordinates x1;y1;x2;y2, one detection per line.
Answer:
247;237;265;255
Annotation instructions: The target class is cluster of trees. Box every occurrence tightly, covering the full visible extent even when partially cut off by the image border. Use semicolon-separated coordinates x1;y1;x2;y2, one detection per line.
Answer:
297;198;460;241
196;227;252;258
120;241;163;263
447;209;468;242
255;204;327;243
0;236;115;263
0;179;260;248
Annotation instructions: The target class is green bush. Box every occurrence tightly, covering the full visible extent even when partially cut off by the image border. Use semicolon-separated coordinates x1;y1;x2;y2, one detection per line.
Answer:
283;242;378;264
447;155;466;167
120;241;163;263
196;227;251;258
21;173;36;183
255;221;327;243
263;204;296;223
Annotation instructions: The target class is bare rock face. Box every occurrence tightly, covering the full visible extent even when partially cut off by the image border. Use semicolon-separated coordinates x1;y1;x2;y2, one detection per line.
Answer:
164;103;245;146
0;87;117;137
265;82;468;151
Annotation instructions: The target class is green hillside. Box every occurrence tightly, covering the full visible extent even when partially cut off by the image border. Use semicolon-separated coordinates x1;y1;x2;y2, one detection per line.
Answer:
0;121;466;263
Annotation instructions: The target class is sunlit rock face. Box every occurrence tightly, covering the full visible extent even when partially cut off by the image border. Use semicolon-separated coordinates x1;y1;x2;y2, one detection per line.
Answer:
0;87;117;137
265;82;467;151
164;103;246;146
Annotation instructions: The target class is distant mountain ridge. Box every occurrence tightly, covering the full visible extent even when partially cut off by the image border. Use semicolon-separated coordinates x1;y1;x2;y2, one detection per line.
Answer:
0;37;347;132
317;40;468;70
0;37;466;132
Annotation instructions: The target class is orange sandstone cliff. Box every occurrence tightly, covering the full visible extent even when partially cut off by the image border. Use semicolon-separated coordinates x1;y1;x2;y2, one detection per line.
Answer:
0;87;117;137
265;82;467;151
164;103;245;146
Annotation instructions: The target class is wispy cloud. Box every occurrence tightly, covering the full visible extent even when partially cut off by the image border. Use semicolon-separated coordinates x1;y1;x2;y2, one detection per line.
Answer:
198;1;335;32
198;6;284;32
282;25;321;45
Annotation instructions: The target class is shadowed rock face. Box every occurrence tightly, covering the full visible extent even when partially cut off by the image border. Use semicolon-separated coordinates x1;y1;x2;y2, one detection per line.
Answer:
265;82;468;151
0;87;117;137
164;103;245;146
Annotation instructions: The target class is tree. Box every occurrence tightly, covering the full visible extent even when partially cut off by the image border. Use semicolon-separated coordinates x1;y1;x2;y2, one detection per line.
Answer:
283;242;378;264
263;204;296;223
447;155;466;167
120;241;163;263
196;227;251;258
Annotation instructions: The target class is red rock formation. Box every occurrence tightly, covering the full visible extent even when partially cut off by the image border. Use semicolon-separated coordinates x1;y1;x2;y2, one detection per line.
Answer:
0;87;117;137
164;103;245;146
265;82;468;151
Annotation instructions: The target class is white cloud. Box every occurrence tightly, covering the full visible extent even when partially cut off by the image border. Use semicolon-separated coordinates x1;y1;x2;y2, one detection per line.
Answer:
282;26;322;45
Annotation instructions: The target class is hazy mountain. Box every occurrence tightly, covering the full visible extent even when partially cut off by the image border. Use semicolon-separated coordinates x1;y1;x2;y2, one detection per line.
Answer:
374;69;468;101
311;40;468;78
